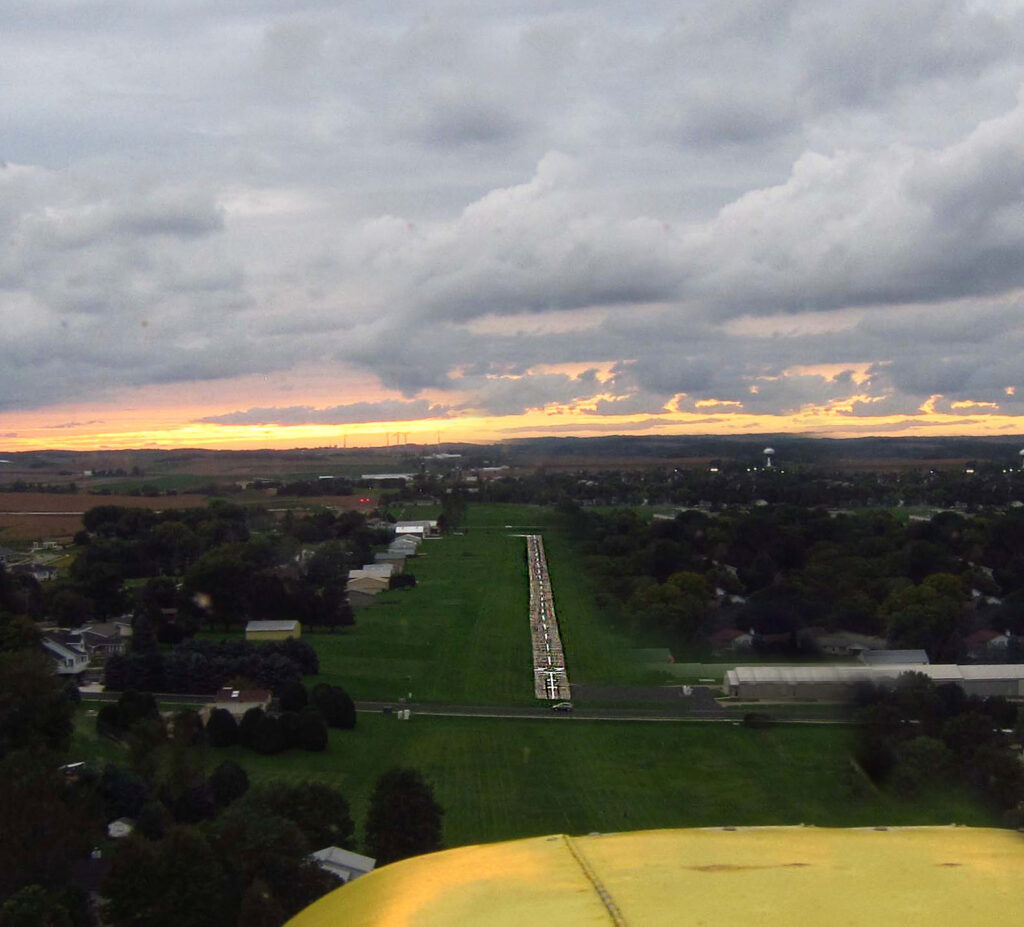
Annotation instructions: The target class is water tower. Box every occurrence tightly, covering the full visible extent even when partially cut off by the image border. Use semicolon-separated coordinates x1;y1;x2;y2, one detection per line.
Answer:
763;447;775;469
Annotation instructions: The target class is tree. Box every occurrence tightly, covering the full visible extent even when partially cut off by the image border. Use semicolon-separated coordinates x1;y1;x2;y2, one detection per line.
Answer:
99;764;151;821
0;751;99;901
278;680;308;712
294;709;328;752
0;884;73;927
0;651;75;757
235;880;286;927
234;782;355;850
102;828;232;927
882;574;965;656
205;708;239;748
251;714;286;755
890;736;952;797
237;707;264;750
364;768;444;865
311;684;356;730
210;760;249;808
207;806;335;920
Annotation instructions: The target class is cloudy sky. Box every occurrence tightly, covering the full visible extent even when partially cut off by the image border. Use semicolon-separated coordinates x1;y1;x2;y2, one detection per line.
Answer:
4;0;1024;450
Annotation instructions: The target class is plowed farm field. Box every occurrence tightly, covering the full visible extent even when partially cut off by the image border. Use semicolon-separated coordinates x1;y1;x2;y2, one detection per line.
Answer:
0;492;211;540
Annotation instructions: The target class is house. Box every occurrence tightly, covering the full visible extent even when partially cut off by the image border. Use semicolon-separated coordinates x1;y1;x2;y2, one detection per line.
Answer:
964;630;1011;661
806;629;887;656
709;628;753;653
245;619;301;641
11;561;58;582
73;621;133;659
0;546;21;565
41;635;90;675
211;686;272;718
311;846;376;884
107;818;135;839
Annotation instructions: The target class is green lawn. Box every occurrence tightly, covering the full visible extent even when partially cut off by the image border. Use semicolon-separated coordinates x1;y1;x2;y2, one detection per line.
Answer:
308;503;680;702
204;714;1000;850
308;508;550;704
543;527;673;687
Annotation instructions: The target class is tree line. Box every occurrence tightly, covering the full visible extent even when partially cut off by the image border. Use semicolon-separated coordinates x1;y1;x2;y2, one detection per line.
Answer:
556;502;1024;661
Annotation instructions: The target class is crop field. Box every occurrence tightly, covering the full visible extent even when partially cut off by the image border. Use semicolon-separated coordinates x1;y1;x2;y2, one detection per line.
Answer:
185;714;999;849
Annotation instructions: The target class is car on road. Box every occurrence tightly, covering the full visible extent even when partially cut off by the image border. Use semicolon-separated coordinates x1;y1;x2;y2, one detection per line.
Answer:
551;702;574;712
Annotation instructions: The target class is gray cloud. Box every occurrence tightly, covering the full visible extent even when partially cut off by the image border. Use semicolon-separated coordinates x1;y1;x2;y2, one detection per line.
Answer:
198;399;451;426
3;1;1024;432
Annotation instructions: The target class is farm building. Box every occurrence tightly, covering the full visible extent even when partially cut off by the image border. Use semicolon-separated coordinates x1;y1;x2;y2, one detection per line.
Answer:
394;519;438;537
374;551;406;567
860;649;929;666
245;619;301;641
724;663;1024;699
389;535;421;554
347;575;389;597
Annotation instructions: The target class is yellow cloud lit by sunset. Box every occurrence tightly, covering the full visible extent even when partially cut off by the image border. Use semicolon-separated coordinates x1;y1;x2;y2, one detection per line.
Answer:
4;392;1024;452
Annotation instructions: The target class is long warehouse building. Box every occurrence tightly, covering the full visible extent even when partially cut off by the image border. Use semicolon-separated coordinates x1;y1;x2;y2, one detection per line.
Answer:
724;663;1024;700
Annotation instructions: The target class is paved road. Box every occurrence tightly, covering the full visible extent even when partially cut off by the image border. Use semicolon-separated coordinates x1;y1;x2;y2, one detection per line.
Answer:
355;698;848;724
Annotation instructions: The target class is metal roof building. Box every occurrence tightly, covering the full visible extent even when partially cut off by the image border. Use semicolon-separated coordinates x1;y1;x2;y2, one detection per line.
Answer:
860;649;930;666
725;662;1024;699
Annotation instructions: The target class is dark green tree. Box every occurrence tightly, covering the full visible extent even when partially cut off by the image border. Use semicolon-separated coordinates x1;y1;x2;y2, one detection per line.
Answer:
364;768;444;865
209;760;249;808
0;651;75;757
311;684;356;730
234;782;355;850
0;884;73;927
102;828;232;927
205;708;239;748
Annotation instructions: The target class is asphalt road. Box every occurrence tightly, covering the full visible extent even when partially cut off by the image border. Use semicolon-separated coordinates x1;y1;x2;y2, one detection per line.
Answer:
354;698;847;724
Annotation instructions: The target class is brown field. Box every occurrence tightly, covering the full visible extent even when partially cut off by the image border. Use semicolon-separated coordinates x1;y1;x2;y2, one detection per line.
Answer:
0;514;83;541
0;492;209;543
0;492;217;513
0;491;377;543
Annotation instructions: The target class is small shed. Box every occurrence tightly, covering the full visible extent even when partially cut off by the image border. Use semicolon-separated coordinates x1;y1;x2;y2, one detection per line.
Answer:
311;846;376;884
245;619;301;641
347;576;388;596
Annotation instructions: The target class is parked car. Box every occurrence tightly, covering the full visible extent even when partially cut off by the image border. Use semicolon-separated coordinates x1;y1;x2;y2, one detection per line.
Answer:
551;702;574;712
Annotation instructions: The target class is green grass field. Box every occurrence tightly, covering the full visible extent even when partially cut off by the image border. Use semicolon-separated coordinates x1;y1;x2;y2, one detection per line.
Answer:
72;499;1002;854
308;503;673;703
309;507;553;704
93;713;993;850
